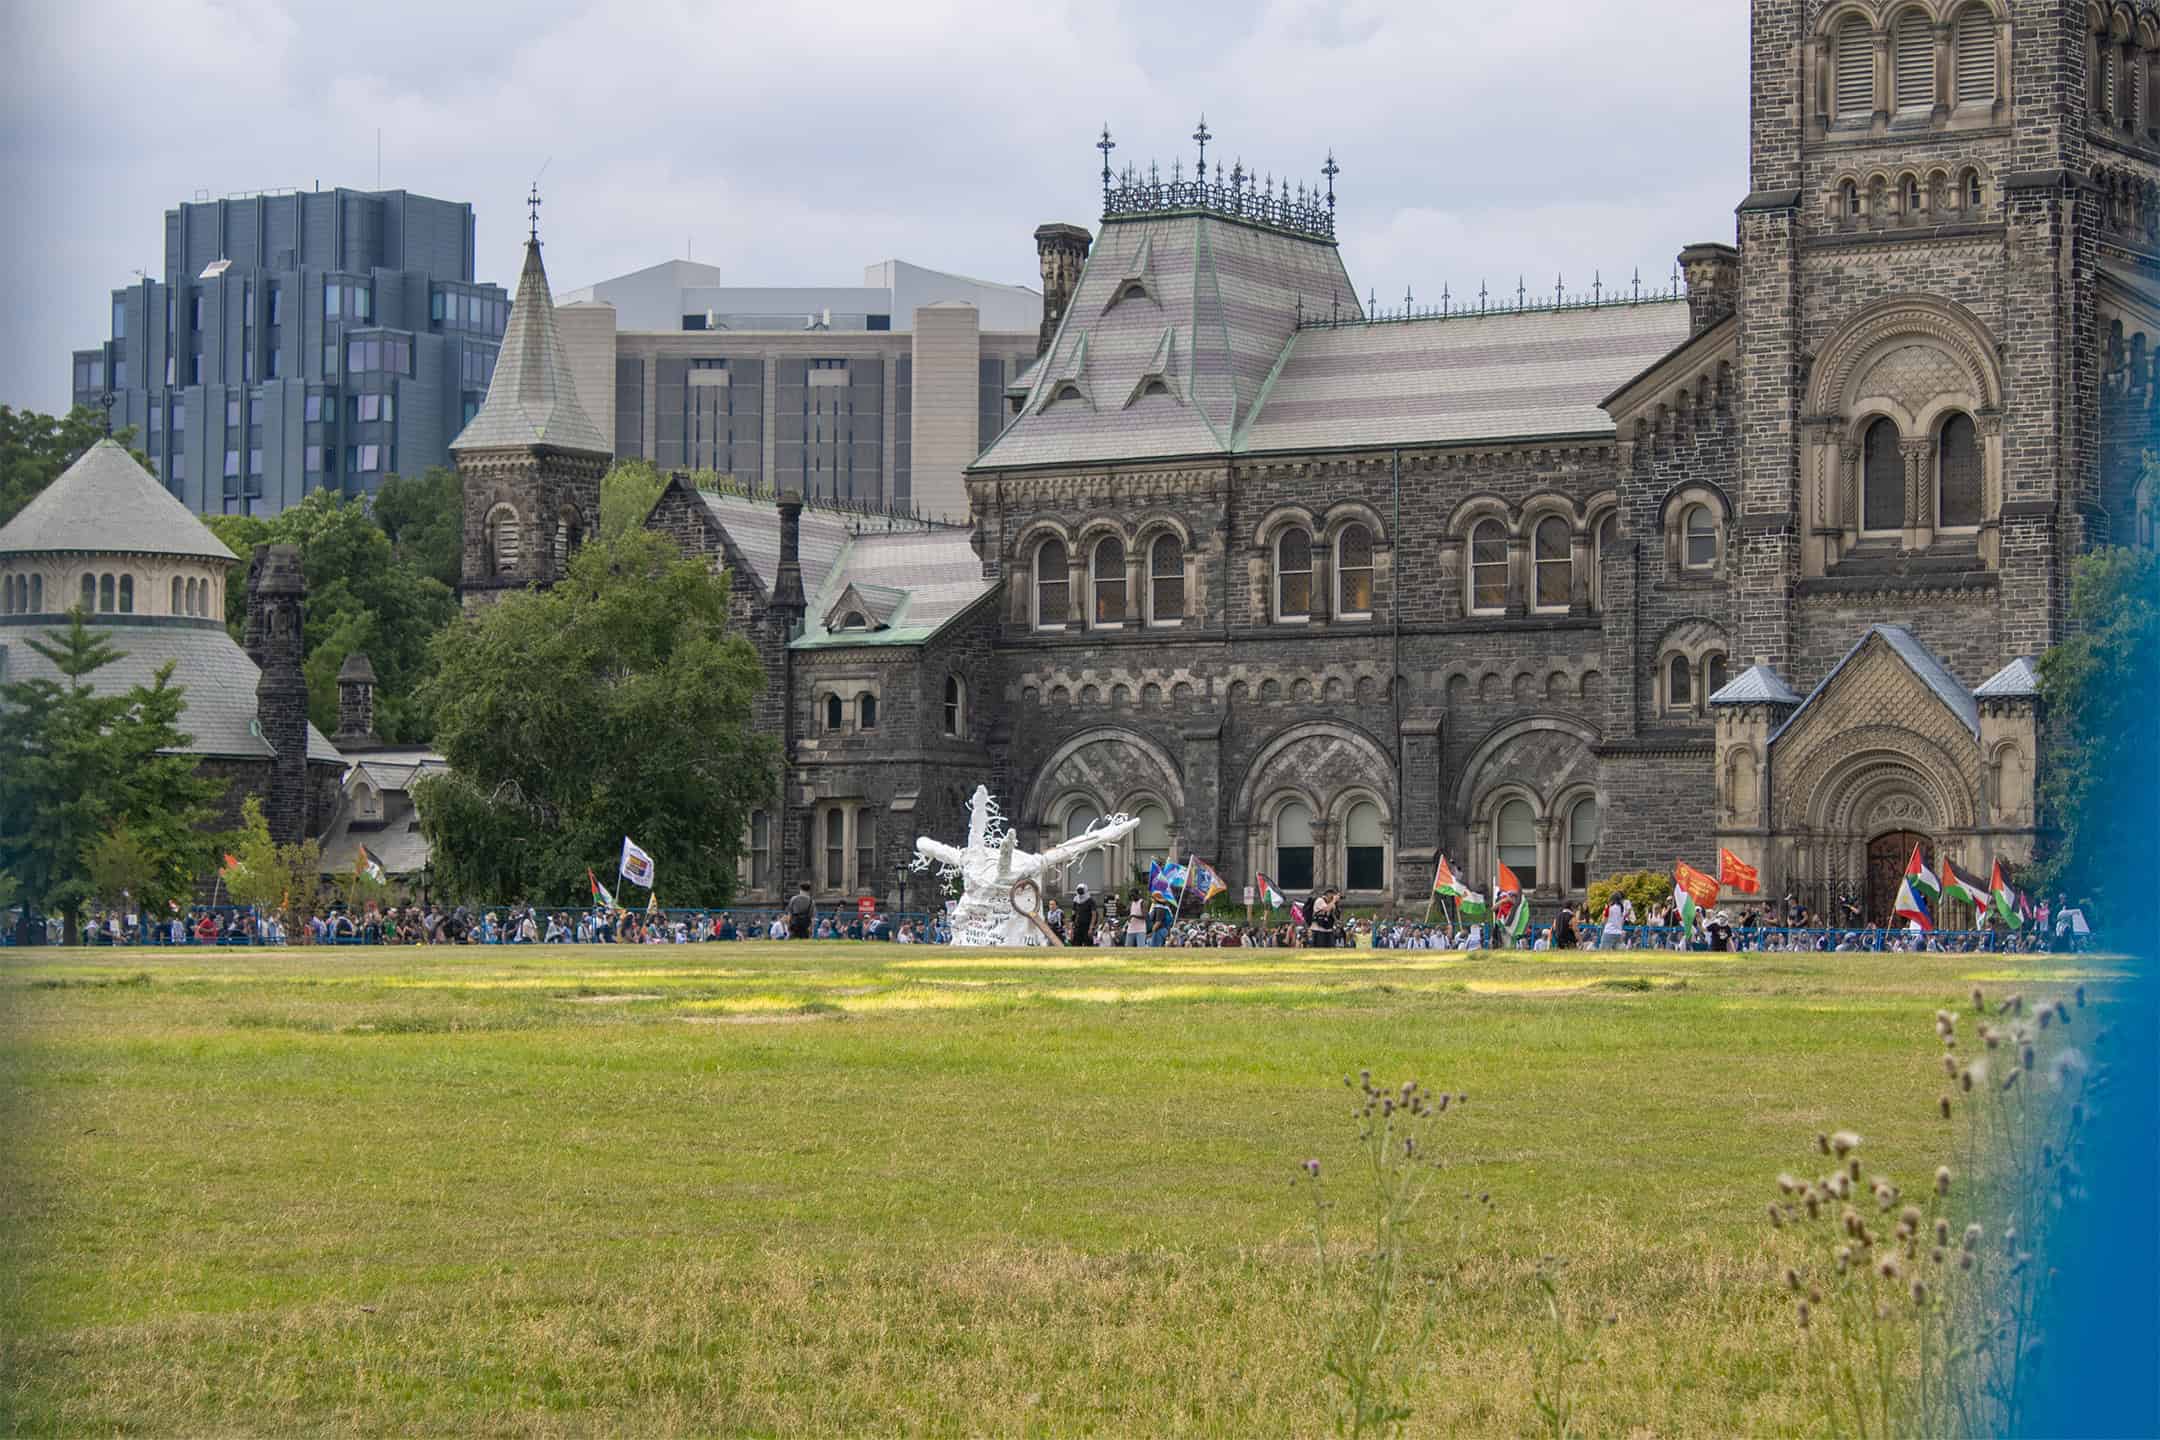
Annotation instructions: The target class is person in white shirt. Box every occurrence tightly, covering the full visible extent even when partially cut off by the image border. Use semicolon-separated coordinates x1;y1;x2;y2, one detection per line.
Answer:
1597;896;1635;950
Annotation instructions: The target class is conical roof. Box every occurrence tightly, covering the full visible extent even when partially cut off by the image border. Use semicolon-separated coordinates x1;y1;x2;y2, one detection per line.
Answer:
0;440;236;561
450;239;608;456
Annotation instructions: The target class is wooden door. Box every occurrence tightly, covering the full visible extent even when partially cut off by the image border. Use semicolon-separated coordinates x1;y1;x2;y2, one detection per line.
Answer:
1867;831;1930;927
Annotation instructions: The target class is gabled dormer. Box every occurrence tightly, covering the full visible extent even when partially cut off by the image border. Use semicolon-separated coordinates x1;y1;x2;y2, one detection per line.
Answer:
1030;332;1093;413
1123;327;1183;407
824;581;901;634
1102;233;1159;312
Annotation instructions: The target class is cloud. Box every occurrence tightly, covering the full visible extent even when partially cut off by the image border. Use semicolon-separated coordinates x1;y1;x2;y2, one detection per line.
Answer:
0;0;1747;413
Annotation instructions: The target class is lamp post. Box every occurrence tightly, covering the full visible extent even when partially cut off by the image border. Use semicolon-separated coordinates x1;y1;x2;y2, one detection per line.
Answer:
892;861;908;920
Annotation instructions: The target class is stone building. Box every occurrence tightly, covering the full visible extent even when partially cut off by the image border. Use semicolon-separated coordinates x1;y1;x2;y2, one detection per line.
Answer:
646;0;2157;925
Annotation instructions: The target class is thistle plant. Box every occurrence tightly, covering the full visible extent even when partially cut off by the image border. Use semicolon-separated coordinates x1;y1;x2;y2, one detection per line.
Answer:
1297;1071;1478;1438
1767;985;2097;1437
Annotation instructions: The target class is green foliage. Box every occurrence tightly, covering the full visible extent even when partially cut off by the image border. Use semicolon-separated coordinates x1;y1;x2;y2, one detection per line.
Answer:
206;489;457;743
0;405;145;526
2033;543;2159;922
223;795;322;930
1584;870;1669;922
371;467;463;588
413;527;778;906
0;613;227;938
83;826;168;914
600;459;669;540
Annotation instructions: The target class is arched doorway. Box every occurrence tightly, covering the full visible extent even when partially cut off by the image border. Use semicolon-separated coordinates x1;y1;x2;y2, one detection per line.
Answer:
1866;830;1929;927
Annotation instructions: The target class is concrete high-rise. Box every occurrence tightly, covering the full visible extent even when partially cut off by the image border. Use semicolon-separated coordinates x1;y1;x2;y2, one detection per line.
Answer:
69;187;509;516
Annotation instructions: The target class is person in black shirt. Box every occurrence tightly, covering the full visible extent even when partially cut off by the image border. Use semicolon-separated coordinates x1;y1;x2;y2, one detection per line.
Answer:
786;882;814;939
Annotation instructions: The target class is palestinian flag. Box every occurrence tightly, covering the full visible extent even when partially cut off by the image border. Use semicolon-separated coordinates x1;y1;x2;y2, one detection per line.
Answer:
1458;893;1492;922
1894;843;1939;930
354;843;385;884
1989;860;2023;928
589;868;616;911
1256;873;1286;911
1432;855;1471;901
1673;886;1697;933
1940;857;1986;911
1674;861;1721;909
1505;890;1532;941
1497;862;1524;899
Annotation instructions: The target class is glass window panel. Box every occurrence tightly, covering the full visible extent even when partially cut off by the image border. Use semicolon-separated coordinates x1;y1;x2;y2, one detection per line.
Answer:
1092;537;1126;624
1035;539;1069;626
1277;529;1311;619
1684;505;1718;568
1938;413;1983;527
1534;516;1572;607
1497;798;1538;889
1471;520;1509;610
1864;418;1905;532
856;812;877;894
1669;655;1693;710
1337;524;1374;615
1275;800;1314;893
1149;533;1184;622
1568;798;1599;890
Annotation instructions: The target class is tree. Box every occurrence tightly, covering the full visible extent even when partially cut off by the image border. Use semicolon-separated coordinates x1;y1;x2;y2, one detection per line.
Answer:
0;613;229;943
413;528;778;905
223;795;323;936
372;466;463;588
1584;870;1674;925
0;405;146;526
207;490;458;743
600;459;669;540
2033;544;2160;925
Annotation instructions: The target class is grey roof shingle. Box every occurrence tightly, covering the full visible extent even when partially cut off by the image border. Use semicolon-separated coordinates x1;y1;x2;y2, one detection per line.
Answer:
1708;664;1802;706
793;527;994;648
0;441;237;560
693;492;852;599
318;750;446;876
1974;656;2039;698
1772;624;1980;745
450;241;609;456
0;619;340;762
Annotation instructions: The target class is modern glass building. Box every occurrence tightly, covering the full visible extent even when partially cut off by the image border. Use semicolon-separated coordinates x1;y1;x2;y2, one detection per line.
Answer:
70;187;508;515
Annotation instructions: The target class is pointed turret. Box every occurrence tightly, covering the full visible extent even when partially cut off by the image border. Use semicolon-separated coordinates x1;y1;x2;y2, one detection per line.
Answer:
450;238;608;456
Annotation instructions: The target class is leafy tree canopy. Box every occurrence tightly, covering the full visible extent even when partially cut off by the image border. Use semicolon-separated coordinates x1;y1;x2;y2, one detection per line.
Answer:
0;405;146;527
371;467;464;588
413;528;778;907
1584;870;1674;924
600;459;669;540
206;490;457;743
0;614;229;940
223;795;323;931
2034;543;2159;924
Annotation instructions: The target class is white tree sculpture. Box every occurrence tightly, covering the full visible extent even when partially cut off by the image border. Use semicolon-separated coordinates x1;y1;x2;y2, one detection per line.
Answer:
913;785;1138;946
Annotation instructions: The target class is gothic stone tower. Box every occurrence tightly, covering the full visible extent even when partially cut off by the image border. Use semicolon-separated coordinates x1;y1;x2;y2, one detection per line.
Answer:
452;223;609;614
245;543;312;843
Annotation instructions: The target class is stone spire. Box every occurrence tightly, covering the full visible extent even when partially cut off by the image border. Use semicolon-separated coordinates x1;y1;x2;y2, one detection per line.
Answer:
450;237;608;457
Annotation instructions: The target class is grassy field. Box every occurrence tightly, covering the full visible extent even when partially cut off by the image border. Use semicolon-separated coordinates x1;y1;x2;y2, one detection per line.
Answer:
0;940;2113;1436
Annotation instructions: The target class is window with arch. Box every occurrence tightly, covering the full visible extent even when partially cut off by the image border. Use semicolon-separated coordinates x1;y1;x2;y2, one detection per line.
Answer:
117;575;133;613
1148;533;1184;624
1344;801;1385;890
1335;523;1375;618
1839;178;1861;220
80;574;95;612
1567;796;1599;891
855;811;876;896
1533;516;1572;610
835;611;869;632
1892;8;1934;114
1274;800;1315;892
748;809;771;891
1835;14;1875;120
1033;537;1069;628
2096;37;2115;120
1681;504;1718;570
1863;416;1905;532
1469;518;1508;613
1938;412;1983;529
1133;802;1171;874
553;510;581;568
353;781;382;822
1496;798;1538;890
1900;174;1921;216
1961;168;1983;210
1706;651;1730;700
1592;512;1619;608
98;574;115;612
824;693;844;733
1953;5;1996;107
171;577;184;614
1667;654;1694;714
1091;536;1127;625
857;694;878;731
1063;802;1107;891
942;675;965;737
487;504;520;576
1275;527;1312;621
824;807;846;891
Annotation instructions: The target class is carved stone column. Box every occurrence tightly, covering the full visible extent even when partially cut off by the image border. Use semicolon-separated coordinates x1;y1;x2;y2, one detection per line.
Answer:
1534;816;1556;897
1976;410;2004;566
1504;535;1527;617
1840;440;1862;554
1900;437;1932;550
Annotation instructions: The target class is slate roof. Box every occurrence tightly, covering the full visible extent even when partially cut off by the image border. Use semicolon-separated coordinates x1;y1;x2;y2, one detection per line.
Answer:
1708;663;1802;706
692;491;852;599
0;619;340;762
794;526;995;649
1974;656;2039;698
318;748;446;877
0;440;236;560
1772;624;1980;745
450;240;609;456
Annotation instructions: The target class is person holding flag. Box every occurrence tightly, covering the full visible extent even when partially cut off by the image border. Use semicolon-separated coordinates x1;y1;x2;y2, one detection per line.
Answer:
1187;856;1228;909
619;836;656;891
354;843;386;886
1988;860;2024;931
589;868;617;912
1893;842;1940;932
1489;863;1526;948
1430;855;1472;924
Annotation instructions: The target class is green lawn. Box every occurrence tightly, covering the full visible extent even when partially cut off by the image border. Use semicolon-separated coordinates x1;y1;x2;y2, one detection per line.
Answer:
0;941;2112;1436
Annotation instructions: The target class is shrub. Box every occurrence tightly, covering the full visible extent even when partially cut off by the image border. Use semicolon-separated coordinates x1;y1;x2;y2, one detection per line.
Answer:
1585;870;1669;924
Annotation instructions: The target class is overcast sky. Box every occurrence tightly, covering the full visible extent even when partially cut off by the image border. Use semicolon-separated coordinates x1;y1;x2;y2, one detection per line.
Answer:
0;0;1748;415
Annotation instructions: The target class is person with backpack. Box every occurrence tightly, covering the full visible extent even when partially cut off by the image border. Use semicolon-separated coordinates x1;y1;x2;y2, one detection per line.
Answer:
787;882;815;939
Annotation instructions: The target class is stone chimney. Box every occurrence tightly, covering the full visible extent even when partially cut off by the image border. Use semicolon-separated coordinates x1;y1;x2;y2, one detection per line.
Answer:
1033;223;1092;358
249;544;311;844
334;652;379;751
771;490;807;631
1679;242;1740;336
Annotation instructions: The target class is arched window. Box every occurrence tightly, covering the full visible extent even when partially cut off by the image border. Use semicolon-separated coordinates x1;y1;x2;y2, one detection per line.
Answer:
1681;504;1718;570
1893;8;1934;114
1839;178;1861;219
1091;536;1126;625
1033;537;1069;628
943;676;964;737
1567;797;1599;891
748;810;771;891
1133;802;1171;874
2125;46;2142;130
554;509;581;569
835;611;868;632
1533;516;1572;610
1275;528;1312;621
824;808;846;890
1469;518;1508;613
1706;652;1730;698
98;574;115;612
855;811;876;896
1592;512;1619;609
2096;37;2115;120
1668;654;1694;713
1148;533;1184;624
1953;5;1996;106
1274;800;1315;892
1835;14;1876;120
1863;416;1905;532
487;504;520;576
1063;802;1106;892
1344;801;1385;891
857;694;878;731
171;577;184;614
1938;412;1983;529
1900;174;1921;215
1961;168;1982;210
824;693;844;732
1496;798;1538;890
1336;523;1375;618
117;575;133;613
80;574;95;612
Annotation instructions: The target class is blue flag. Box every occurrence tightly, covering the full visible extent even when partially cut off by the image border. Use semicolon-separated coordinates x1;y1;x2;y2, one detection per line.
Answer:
1150;860;1187;902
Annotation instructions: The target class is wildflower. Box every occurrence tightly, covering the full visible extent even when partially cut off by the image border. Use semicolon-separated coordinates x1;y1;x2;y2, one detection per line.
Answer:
1959;1250;1974;1271
1777;1173;1799;1195
1983;1026;2001;1050
1932;1246;1947;1265
1901;1204;1923;1229
1963;1223;1983;1250
1940;1095;1953;1119
1303;1158;1321;1178
1767;1204;1784;1228
1804;1193;1821;1219
1816;1132;1831;1155
1831;1131;1861;1158
2023;1043;2036;1070
1835;1246;1852;1273
1784;1267;1801;1291
1911;1279;1929;1307
1971;986;1985;1012
1935;1166;1951;1197
1935;1217;1951;1246
1878;1254;1902;1280
1935;1008;1954;1030
1842;1208;1862;1237
1809;1287;1822;1304
2049;1049;2087;1090
2039;1009;2053;1031
1796;1300;1811;1329
1942;1054;1959;1078
2007;993;2024;1015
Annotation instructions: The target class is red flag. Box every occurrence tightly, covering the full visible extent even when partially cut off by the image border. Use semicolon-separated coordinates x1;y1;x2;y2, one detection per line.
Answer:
1497;862;1523;896
1718;848;1760;895
1673;861;1721;908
